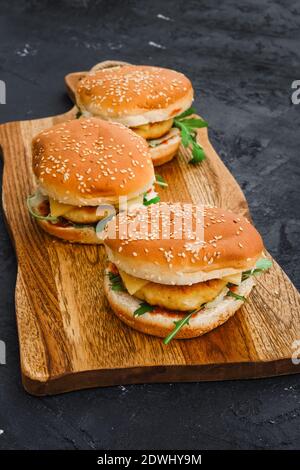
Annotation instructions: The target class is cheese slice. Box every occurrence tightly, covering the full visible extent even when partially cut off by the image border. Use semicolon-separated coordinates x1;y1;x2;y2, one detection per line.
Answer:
119;268;243;297
222;272;242;285
49;198;76;217
50;194;143;220
119;270;149;295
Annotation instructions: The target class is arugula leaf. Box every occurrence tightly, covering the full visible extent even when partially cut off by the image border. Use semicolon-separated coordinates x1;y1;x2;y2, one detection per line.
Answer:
255;258;273;271
191;144;206;163
108;272;126;292
27;195;59;223
143;194;160;206
163;311;194;345
173;108;208;164
163;300;209;344
175;107;197;119
226;290;247;302
133;302;155;317
155;174;168;188
178;118;208;129
180;125;192;148
242;258;272;281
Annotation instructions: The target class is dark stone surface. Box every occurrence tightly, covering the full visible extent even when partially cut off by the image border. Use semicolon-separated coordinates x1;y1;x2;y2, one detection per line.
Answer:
0;0;300;450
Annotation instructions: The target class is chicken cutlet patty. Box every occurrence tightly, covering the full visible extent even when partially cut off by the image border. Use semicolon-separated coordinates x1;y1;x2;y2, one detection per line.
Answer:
119;269;227;311
132;119;174;140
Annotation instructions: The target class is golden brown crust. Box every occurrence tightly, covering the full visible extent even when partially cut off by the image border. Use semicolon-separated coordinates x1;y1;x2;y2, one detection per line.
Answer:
132;119;174;139
104;203;264;284
32;117;155;206
76;65;193;126
104;264;255;339
36;218;104;244
134;277;227;311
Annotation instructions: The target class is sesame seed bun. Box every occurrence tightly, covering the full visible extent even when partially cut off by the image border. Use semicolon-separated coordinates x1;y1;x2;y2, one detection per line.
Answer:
104;203;264;285
32;117;155;206
104;263;255;339
76;65;193;127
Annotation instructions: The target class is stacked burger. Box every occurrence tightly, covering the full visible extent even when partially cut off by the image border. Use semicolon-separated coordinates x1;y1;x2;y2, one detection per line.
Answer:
103;203;271;343
76;65;207;165
28;117;156;243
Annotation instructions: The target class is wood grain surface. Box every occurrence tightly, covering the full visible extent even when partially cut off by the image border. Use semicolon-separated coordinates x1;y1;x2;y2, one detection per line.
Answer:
0;61;300;395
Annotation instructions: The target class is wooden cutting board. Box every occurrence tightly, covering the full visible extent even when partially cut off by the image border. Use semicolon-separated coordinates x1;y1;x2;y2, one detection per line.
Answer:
0;61;300;396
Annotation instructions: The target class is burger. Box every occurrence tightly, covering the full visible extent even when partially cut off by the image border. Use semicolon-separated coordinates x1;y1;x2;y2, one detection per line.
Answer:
27;117;157;244
75;65;206;166
103;203;271;342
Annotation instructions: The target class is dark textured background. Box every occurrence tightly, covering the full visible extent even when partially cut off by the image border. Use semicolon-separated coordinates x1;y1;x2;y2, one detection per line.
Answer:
0;0;300;450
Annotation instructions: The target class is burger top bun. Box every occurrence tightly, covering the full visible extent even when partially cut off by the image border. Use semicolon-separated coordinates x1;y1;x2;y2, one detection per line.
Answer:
32;117;155;206
76;65;194;127
104;203;264;285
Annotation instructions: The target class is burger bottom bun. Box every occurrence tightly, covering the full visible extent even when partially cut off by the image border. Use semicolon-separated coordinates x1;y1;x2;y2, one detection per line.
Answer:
104;265;255;339
149;133;181;166
36;219;105;244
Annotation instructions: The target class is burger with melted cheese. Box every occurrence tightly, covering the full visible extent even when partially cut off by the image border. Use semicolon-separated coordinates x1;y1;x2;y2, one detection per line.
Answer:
103;203;271;342
75;65;195;166
27;117;156;243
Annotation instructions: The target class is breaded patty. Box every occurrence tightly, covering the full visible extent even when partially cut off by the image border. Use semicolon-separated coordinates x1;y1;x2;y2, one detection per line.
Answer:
134;278;227;311
62;206;105;224
132;119;174;140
